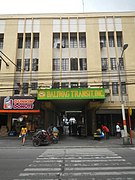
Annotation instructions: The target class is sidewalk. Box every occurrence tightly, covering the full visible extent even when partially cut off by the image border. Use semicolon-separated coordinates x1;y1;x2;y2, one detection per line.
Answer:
0;135;134;149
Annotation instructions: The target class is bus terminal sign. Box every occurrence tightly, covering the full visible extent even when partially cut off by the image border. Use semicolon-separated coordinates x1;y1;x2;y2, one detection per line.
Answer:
37;88;105;100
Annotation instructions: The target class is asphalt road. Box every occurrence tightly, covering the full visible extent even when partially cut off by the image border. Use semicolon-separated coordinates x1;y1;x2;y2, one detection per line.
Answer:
0;147;135;180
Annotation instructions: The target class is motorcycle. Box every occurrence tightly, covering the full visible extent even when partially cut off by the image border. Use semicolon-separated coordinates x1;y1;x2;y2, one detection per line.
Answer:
46;129;59;144
32;129;58;147
32;130;50;147
93;128;104;140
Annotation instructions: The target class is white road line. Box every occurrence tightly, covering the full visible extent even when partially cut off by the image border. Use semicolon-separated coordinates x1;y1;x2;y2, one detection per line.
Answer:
65;159;126;162
37;156;122;160
63;171;135;176
32;159;126;163
19;172;60;177
39;154;119;157
19;171;135;177
65;166;135;171
24;167;61;171
29;161;131;167
24;166;135;172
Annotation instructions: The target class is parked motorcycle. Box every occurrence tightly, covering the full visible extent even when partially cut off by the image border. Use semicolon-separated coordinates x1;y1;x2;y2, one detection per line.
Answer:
93;128;104;140
32;129;58;146
32;130;50;147
47;129;59;144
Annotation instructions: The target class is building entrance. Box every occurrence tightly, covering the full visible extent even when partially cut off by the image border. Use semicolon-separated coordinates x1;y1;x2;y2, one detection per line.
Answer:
38;88;105;137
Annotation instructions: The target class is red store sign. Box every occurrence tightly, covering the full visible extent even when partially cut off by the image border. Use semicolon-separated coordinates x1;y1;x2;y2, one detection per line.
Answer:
3;96;35;110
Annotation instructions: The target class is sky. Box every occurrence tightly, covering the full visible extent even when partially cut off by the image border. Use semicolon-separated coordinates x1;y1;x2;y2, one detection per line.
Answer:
0;0;135;14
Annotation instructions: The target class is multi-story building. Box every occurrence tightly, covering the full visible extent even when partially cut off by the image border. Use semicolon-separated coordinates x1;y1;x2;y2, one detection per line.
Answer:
0;12;135;136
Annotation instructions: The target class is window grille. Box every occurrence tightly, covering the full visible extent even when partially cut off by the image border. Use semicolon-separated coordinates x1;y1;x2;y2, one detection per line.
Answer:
70;58;78;70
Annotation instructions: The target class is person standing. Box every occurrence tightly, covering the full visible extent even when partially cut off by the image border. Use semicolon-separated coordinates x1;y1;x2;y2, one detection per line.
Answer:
116;122;121;138
101;125;110;139
19;125;28;146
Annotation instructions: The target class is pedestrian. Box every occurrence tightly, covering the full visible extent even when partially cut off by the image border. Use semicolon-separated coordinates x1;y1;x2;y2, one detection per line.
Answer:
53;126;59;139
116;122;121;138
19;125;28;146
101;125;110;139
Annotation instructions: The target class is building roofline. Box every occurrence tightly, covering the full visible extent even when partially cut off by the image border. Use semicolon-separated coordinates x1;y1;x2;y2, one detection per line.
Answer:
0;11;135;19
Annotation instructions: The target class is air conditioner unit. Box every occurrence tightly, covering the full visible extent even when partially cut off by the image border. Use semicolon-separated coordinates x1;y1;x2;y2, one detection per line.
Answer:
56;43;60;48
62;42;65;48
62;44;65;48
105;89;110;94
100;41;104;48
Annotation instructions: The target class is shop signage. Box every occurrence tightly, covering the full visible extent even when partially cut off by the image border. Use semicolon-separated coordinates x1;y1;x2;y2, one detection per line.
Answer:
37;88;105;100
2;96;35;110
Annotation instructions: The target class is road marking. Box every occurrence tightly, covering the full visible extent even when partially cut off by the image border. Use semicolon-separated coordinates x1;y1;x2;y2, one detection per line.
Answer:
23;166;135;172
14;148;135;179
19;171;135;177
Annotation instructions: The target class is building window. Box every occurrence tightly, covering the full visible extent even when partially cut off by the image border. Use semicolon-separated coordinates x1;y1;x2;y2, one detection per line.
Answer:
32;58;38;71
0;34;4;49
101;58;108;71
23;83;29;94
71;82;78;88
62;33;68;48
100;32;106;47
24;59;30;71
116;31;122;47
121;82;126;94
62;58;69;71
14;83;21;95
18;33;23;48
79;32;86;48
70;33;78;48
52;82;60;88
79;58;87;70
70;58;78;70
119;58;124;70
31;82;38;90
53;33;60;48
61;82;69;88
16;59;22;71
33;33;39;48
102;82;109;89
80;82;88;88
14;89;20;95
110;58;117;70
112;82;118;95
25;33;31;48
108;32;115;47
53;58;60;71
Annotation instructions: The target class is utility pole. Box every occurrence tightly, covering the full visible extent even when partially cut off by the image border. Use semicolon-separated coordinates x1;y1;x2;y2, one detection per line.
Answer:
118;44;130;145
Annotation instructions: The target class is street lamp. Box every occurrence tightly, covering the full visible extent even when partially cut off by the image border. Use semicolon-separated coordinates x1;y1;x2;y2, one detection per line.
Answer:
118;43;130;145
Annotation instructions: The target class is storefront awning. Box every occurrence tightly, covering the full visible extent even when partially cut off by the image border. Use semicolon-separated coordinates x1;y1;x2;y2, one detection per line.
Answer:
0;110;40;113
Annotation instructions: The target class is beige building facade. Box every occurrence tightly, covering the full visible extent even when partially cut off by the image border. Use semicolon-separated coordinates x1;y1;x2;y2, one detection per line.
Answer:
0;12;135;136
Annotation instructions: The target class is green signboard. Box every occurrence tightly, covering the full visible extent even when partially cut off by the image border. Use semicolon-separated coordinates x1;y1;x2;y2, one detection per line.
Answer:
37;88;105;100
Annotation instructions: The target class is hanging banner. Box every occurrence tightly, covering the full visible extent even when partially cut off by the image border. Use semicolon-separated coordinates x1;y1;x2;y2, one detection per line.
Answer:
37;88;105;100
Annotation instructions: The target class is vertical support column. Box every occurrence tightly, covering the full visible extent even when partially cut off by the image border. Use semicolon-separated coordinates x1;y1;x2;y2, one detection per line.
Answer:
44;109;49;129
87;109;96;135
7;114;12;131
91;109;97;135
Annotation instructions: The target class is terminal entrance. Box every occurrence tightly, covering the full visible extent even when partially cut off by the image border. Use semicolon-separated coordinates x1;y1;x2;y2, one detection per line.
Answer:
38;88;105;137
52;99;90;137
